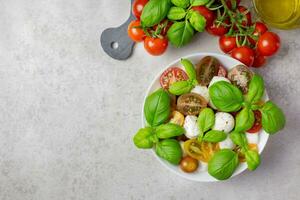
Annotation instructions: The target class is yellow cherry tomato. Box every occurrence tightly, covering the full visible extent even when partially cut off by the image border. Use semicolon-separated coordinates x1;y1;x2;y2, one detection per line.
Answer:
169;111;185;126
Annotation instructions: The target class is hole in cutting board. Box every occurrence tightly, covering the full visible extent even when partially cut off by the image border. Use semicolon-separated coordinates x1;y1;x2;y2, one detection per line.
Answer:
111;42;119;49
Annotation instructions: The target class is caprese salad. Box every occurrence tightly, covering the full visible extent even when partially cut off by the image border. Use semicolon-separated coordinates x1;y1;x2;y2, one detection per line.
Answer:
133;56;285;180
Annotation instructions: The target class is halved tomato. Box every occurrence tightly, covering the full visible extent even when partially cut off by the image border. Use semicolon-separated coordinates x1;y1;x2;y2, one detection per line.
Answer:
160;67;188;89
184;139;219;162
247;110;262;133
196;56;221;86
169;111;185;126
177;93;207;115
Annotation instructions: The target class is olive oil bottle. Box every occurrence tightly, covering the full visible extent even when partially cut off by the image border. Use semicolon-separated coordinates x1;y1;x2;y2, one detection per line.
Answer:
253;0;300;29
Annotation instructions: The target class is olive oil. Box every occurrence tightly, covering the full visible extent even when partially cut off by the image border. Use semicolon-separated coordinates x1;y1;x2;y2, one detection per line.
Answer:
253;0;300;29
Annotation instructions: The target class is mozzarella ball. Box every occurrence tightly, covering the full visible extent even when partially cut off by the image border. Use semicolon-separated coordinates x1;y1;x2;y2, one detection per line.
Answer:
191;85;209;102
208;76;231;88
245;133;259;144
212;112;235;133
183;115;199;139
219;135;235;149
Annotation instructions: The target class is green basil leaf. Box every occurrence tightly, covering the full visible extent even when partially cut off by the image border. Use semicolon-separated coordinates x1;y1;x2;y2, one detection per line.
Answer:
133;127;155;149
155;139;182;165
181;58;197;80
141;0;171;27
229;131;248;148
144;89;170;127
208;149;239;180
235;107;255;132
203;130;227;143
245;74;265;104
197;107;215;133
156;123;185;139
190;0;209;6
171;0;190;8
189;10;206;32
260;101;286;134
167;21;194;48
169;80;193;95
209;81;244;112
245;150;260;171
167;6;186;20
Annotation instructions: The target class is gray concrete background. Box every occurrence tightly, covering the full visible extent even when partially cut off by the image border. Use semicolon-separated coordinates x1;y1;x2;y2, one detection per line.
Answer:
0;0;300;200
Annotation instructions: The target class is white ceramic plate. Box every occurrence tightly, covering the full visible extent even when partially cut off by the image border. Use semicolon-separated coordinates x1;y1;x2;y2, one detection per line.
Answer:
142;52;269;182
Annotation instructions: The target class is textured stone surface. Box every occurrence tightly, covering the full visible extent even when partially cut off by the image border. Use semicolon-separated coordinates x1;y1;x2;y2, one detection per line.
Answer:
0;1;300;200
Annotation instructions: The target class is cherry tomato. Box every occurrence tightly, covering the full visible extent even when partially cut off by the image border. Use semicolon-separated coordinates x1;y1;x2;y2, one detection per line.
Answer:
218;65;228;77
254;22;268;36
196;56;221;85
169;111;185;126
237;6;252;26
132;0;148;19
177;93;207;116
160;67;188;89
231;46;255;66
183;139;219;162
219;36;237;53
144;36;168;56
127;20;145;42
206;20;229;36
228;65;253;94
180;156;199;173
257;32;280;56
192;6;215;27
247;110;262;133
252;52;266;68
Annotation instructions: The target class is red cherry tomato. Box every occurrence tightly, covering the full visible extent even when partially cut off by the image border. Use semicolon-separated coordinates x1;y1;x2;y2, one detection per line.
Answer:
254;22;268;36
206;19;229;36
160;67;188;89
237;6;252;26
252;52;267;68
144;37;168;56
219;36;237;53
127;20;145;42
192;6;216;27
247;110;262;133
257;32;281;56
132;0;148;19
231;46;255;66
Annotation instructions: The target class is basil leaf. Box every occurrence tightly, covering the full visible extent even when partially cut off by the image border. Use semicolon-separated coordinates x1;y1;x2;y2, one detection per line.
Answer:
230;131;248;148
167;21;194;48
144;89;170;127
235;107;255;132
169;80;193;95
171;0;190;8
141;0;171;27
208;149;239;180
209;81;244;112
189;10;206;32
203;130;227;143
155;139;182;165
133;127;155;149
167;6;186;20
156;123;185;139
190;0;209;6
245;74;265;104
197;107;215;133
260;101;286;134
245;150;260;171
181;58;197;80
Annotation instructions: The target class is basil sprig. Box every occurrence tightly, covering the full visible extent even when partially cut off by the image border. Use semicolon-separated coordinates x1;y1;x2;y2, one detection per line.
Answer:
209;74;286;135
141;0;172;27
169;58;198;95
133;88;185;165
230;131;260;171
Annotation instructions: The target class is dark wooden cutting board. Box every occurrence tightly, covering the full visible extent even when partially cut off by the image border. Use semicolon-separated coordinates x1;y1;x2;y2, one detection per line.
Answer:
100;0;136;60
